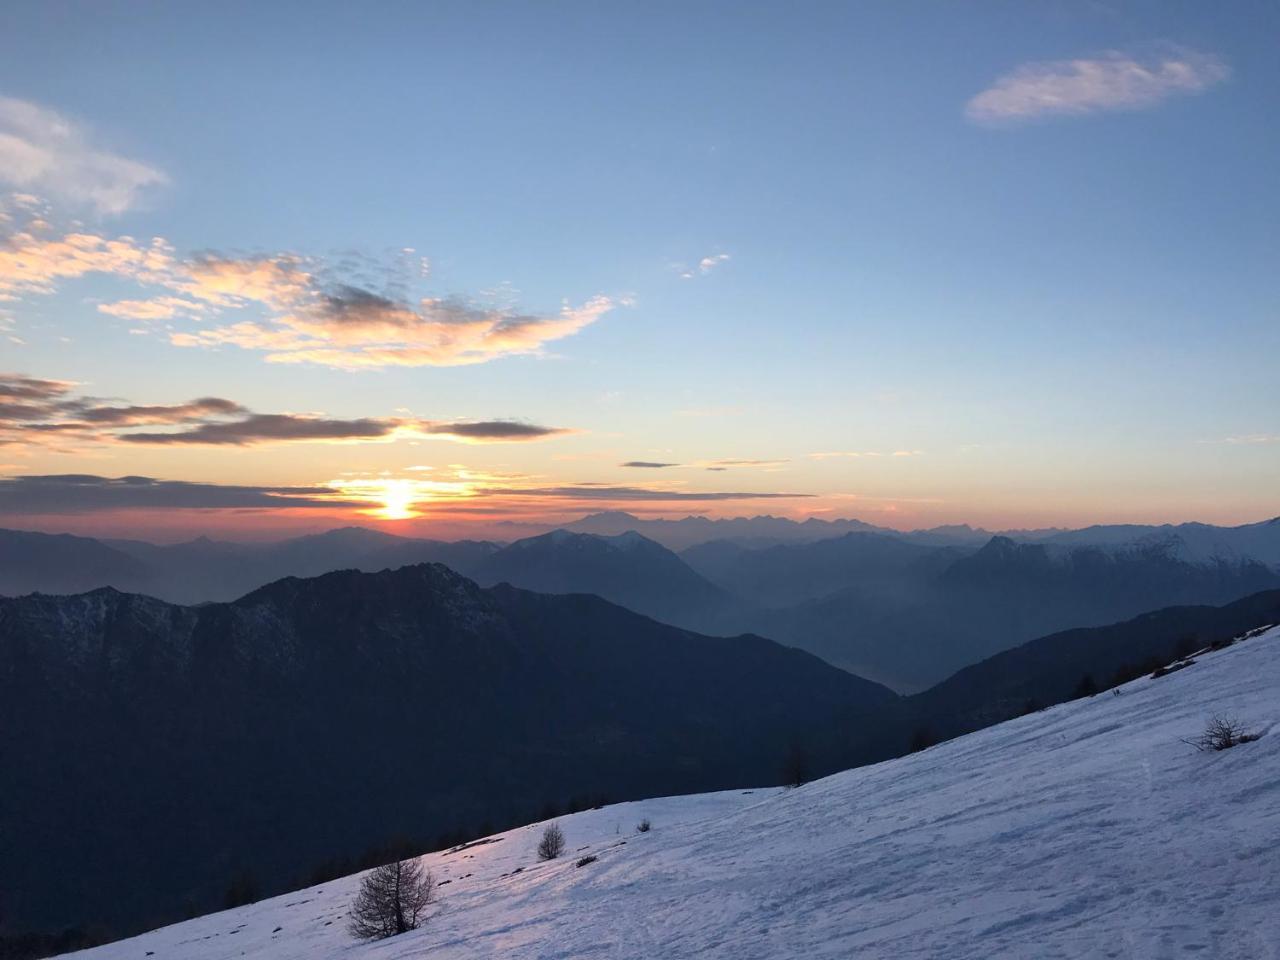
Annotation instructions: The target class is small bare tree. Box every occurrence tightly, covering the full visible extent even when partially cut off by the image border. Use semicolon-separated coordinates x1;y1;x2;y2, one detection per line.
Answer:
537;823;566;861
348;858;435;941
1184;714;1257;752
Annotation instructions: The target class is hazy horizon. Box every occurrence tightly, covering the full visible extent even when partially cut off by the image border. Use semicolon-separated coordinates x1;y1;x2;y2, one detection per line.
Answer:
5;505;1279;547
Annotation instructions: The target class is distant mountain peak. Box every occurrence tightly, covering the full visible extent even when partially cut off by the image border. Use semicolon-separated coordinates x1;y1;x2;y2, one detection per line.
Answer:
514;528;663;553
980;534;1022;553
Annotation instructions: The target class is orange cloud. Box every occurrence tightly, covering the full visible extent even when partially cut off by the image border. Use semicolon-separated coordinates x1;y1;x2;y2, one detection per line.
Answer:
0;206;618;369
182;292;620;369
0;228;174;299
97;296;203;320
175;255;312;309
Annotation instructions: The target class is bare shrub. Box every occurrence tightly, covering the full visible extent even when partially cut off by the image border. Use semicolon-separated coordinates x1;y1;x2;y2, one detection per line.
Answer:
1183;715;1259;752
575;855;597;867
636;818;651;833
537;823;566;861
348;859;435;941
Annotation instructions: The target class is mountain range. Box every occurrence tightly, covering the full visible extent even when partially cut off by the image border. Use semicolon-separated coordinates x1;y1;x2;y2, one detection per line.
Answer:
742;533;1280;690
5;562;1278;954
6;517;1280;693
496;510;1280;555
0;564;890;942
0;526;500;603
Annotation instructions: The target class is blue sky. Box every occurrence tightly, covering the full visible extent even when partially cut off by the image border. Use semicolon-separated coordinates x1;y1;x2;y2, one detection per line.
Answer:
0;1;1276;537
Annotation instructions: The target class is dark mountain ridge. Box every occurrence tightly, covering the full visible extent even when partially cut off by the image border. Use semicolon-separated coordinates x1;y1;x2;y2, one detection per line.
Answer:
0;528;151;597
6;520;1280;696
894;587;1280;752
6;554;1280;954
1;526;500;603
0;564;891;940
470;530;737;633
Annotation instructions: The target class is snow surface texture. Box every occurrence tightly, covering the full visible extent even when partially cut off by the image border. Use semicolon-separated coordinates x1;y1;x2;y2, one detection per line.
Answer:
63;627;1280;959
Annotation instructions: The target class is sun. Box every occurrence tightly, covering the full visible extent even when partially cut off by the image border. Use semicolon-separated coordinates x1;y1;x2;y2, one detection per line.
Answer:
331;474;476;521
376;480;418;520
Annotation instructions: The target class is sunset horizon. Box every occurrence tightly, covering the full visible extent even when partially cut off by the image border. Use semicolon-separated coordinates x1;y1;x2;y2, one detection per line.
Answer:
4;494;1280;545
3;5;1276;545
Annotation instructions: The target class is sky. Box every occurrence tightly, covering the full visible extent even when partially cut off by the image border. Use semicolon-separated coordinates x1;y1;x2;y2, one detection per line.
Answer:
1;0;1277;540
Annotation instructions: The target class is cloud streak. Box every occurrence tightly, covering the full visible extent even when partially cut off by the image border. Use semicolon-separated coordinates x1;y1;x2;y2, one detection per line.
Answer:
808;450;923;459
1212;434;1280;446
703;458;788;468
478;484;810;502
0;97;167;214
0;472;814;518
170;287;619;370
679;253;731;279
0;474;348;514
0;373;572;447
966;48;1228;124
429;420;568;441
122;415;571;446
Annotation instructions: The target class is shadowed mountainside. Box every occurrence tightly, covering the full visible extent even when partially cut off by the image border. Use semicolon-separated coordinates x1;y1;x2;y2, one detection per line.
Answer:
0;563;891;941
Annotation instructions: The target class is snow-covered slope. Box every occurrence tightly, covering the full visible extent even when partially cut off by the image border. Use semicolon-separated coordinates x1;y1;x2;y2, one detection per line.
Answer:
63;627;1280;960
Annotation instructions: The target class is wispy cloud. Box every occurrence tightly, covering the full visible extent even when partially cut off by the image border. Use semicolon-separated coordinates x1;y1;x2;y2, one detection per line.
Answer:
169;277;619;370
0;373;572;447
702;458;788;469
966;47;1228;124
0;96;167;214
678;253;731;279
97;296;204;320
809;449;923;459
617;456;787;471
1208;434;1280;446
475;484;810;502
0;205;620;369
79;397;246;426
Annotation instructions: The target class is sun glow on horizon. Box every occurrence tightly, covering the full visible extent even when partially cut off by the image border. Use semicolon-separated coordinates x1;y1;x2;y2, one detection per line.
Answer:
330;475;482;521
376;479;418;520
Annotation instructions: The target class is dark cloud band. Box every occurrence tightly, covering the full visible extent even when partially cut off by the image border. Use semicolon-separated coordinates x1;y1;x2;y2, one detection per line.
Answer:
0;474;349;513
477;485;810;502
0;373;571;446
